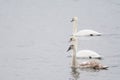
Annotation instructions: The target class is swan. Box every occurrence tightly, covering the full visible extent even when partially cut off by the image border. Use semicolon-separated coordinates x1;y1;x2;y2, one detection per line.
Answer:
67;36;108;69
76;50;101;59
71;17;102;36
68;37;102;59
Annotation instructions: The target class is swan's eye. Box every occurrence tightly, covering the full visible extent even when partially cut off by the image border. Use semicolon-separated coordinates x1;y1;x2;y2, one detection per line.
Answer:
69;38;72;42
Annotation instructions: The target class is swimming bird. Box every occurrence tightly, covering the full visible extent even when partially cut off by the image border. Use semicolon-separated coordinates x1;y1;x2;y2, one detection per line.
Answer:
71;17;102;36
76;50;101;59
67;37;108;69
68;37;102;59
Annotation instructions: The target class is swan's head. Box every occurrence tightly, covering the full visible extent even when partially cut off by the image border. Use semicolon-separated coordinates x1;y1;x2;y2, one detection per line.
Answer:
67;45;74;52
69;37;73;42
69;37;75;42
69;36;76;42
71;17;78;22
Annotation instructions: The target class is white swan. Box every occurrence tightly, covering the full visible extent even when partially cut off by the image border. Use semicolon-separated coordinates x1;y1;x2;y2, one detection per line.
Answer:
71;17;102;36
76;50;101;59
69;37;102;59
67;36;108;69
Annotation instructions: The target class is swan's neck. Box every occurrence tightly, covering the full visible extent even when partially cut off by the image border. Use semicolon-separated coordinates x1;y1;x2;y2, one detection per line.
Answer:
71;37;78;68
72;46;77;68
73;20;78;35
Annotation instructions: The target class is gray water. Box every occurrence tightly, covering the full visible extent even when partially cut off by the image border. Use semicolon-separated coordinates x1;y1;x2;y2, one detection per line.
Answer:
0;0;120;80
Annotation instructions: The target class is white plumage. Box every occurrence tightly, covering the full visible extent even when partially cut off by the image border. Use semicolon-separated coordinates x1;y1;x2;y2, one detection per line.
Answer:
69;17;102;59
76;50;101;59
74;29;101;36
69;36;102;59
71;17;101;36
67;40;108;69
67;17;108;70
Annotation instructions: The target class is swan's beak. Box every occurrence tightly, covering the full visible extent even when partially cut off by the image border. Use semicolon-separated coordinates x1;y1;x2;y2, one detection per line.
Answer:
67;46;71;52
67;45;73;52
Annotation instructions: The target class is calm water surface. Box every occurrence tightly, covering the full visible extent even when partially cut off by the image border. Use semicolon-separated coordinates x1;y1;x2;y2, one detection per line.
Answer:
0;0;120;80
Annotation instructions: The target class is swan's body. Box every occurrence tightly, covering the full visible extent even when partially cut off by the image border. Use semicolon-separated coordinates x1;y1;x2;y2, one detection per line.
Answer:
74;29;102;36
79;60;108;69
71;17;102;36
67;36;108;69
69;37;102;59
76;50;101;59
